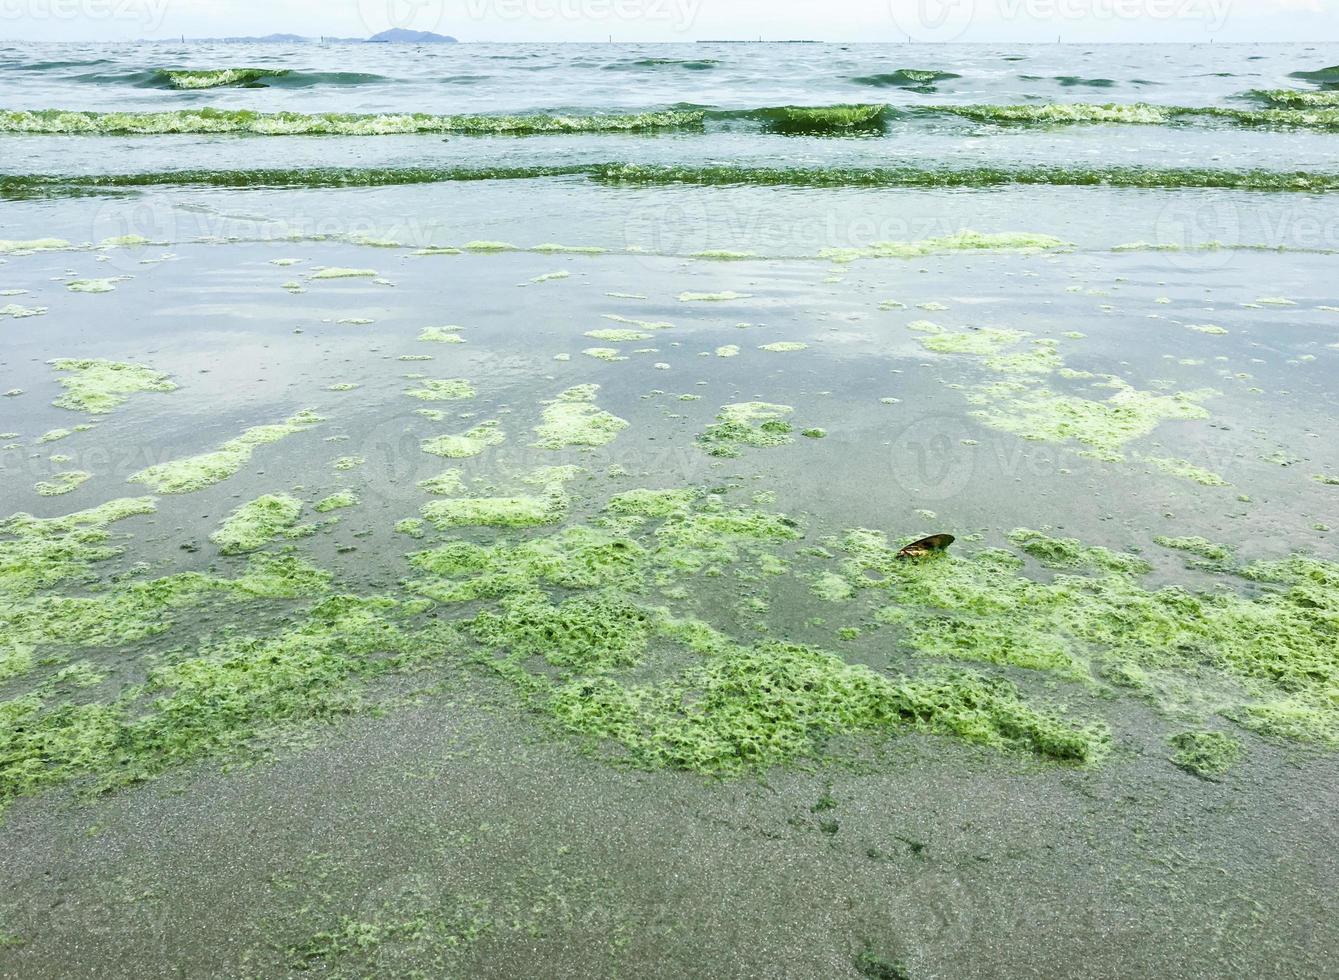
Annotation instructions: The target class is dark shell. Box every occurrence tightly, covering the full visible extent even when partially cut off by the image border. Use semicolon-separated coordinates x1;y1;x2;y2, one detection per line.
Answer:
896;533;955;560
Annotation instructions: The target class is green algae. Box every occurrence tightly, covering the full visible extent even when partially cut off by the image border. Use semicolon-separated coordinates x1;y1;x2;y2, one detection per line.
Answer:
0;303;45;318
34;471;90;497
920;327;1027;357
1186;323;1229;335
602;313;673;330
417;326;466;344
607;487;702;518
585;328;653;342
1169;730;1242;779
210;494;306;555
66;278;124;294
1140;455;1230;487
36;428;73;444
129;410;323;494
314;492;359;514
529;270;569;284
715;345;740;357
0;595;457;811
532;385;629;450
421;421;505;459
405;378;476;402
697;402;795;458
821;230;1069;263
308;267;377;279
0;497;157;598
421;494;565;530
156;68;290;89
1008;529;1151;575
758;103;888;134
416;470;465;496
49;358;177;414
0;107;703;137
758;342;808;352
1155;536;1233;562
331;456;364;471
679;291;751;302
966;379;1214;462
582;347;626;362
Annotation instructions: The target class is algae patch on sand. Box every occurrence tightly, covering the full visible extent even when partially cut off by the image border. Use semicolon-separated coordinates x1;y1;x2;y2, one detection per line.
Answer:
129;410;323;493
49;359;177;414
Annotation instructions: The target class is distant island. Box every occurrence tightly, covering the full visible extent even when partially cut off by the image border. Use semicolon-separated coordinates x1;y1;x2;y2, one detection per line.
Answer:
366;29;457;43
163;30;457;43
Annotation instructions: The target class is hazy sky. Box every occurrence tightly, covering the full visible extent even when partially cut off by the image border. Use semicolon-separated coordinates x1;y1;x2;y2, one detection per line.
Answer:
3;0;1336;43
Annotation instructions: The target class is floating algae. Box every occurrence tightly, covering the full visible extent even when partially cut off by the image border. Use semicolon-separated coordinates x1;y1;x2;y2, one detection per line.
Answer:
308;267;377;279
418;326;466;344
405;378;476;401
582;347;626;362
759;342;809;352
966;378;1214;462
532;385;629;450
715;345;740;357
0;303;45;318
66;278;126;293
420;492;565;530
920;327;1027;357
129;410;323;493
697;402;795;457
416;470;465;496
585;328;654;342
209;494;307;555
332;456;364;471
34;471;91;497
49;358;177;414
529;271;570;284
820;230;1069;263
602;313;673;330
1155;536;1233;561
0;107;703;137
156;68;291;89
756;103;888;135
1140;455;1230;487
1186;324;1229;335
421;421;506;459
314;491;359;513
679;291;751;302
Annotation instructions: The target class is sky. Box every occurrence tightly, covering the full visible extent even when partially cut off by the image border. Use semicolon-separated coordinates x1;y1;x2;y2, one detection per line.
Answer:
1;0;1336;43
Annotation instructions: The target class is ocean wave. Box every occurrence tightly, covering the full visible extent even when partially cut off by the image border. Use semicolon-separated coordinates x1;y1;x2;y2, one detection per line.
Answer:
735;104;889;134
851;68;960;88
607;57;719;71
1289;65;1339;84
1245;88;1339;109
5;163;1335;198
0;107;704;135
7;101;1339;136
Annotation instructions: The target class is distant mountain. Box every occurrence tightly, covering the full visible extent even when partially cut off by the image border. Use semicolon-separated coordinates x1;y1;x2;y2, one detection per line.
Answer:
366;28;457;43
